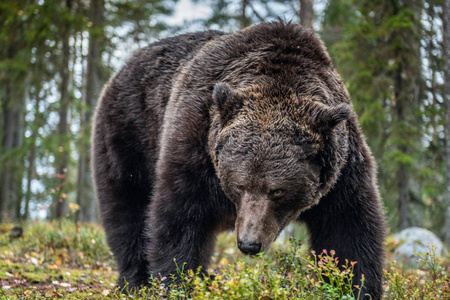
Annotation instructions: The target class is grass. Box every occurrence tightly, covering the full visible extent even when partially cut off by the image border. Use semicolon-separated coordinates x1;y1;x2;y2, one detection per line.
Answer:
0;221;448;299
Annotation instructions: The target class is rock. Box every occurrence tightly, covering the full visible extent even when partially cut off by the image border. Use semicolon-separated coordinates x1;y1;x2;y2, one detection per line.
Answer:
392;227;447;268
9;226;23;241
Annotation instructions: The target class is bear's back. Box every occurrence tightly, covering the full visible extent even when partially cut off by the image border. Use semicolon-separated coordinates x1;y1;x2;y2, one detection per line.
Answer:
103;30;225;117
93;30;225;187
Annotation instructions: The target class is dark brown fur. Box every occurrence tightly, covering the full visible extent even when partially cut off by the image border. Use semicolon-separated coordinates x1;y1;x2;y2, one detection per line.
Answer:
92;22;386;299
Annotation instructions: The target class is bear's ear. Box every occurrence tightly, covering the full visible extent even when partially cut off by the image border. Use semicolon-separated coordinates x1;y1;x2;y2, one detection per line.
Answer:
213;82;233;110
310;103;351;133
213;82;243;126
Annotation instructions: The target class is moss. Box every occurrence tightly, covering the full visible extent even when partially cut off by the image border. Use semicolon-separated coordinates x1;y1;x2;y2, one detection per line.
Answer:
22;271;49;283
0;221;448;299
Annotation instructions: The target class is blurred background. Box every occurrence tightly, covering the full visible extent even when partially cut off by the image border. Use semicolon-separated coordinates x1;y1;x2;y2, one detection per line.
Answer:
0;0;449;245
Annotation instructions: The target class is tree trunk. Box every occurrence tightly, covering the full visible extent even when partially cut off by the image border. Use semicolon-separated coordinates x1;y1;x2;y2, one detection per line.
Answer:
443;0;450;245
390;0;423;230
397;158;410;229
53;0;72;219
0;82;15;222
300;0;314;29
395;63;410;229
0;65;25;223
240;0;250;29
13;90;26;220
24;138;36;221
23;91;41;221
76;0;105;222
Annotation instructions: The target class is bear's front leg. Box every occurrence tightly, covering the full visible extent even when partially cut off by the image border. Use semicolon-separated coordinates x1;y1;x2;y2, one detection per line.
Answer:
300;154;386;300
145;164;225;283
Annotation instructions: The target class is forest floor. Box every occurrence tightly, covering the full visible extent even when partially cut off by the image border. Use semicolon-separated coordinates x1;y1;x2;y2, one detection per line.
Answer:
0;221;448;299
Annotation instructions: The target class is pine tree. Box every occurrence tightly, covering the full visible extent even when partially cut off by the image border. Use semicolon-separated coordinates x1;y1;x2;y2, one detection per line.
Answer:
76;0;106;222
330;0;424;230
0;1;37;221
443;0;450;245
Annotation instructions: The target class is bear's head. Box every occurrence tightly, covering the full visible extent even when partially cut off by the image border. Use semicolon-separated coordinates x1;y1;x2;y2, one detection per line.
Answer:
209;81;352;255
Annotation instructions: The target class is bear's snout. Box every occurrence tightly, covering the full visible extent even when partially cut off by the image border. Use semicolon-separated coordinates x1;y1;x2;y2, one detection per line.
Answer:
237;239;262;255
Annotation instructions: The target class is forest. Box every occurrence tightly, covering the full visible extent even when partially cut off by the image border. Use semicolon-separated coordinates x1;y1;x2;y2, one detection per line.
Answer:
3;0;449;243
0;0;450;298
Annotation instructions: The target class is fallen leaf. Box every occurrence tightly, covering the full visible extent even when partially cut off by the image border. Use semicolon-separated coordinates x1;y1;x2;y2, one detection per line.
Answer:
51;291;62;297
30;257;39;265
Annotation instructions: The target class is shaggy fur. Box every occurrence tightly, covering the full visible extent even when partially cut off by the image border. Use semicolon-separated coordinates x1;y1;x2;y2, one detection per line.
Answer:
92;22;386;299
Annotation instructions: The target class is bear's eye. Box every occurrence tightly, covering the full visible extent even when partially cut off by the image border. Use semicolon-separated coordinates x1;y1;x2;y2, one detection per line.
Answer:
235;185;245;195
271;189;284;197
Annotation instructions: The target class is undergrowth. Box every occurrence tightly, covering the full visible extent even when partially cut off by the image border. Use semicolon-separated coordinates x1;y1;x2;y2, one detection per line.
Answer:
0;221;448;299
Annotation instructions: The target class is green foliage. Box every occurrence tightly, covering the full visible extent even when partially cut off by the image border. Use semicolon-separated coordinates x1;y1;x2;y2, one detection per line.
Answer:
0;222;449;299
0;0;177;222
0;220;112;267
116;237;362;299
384;247;450;299
0;221;116;298
324;0;450;232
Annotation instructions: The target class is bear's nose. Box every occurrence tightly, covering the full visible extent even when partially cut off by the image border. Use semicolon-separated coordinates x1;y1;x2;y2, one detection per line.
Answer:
237;240;261;255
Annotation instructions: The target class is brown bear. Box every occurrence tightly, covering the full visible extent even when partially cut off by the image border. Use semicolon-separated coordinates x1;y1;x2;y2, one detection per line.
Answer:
92;22;386;299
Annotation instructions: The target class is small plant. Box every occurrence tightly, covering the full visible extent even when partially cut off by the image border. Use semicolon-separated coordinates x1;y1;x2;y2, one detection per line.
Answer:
303;249;362;299
384;246;450;300
1;224;449;299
